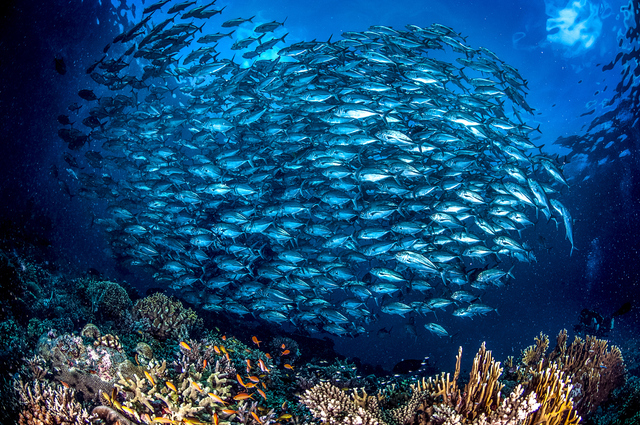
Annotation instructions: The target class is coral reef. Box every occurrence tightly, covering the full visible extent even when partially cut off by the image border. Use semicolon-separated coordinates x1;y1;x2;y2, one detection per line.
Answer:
82;278;133;322
518;330;626;417
301;333;627;425
15;379;95;425
131;292;200;341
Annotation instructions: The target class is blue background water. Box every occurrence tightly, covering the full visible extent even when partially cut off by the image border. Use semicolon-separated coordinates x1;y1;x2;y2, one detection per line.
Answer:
0;0;637;372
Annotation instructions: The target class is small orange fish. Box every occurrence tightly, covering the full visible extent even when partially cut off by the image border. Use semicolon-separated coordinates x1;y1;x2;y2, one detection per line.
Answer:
141;413;151;424
180;341;191;351
252;336;261;347
207;393;227;405
246;359;251;369
284;364;294;370
257;388;267;400
281;343;286;349
135;353;140;365
261;382;267;389
213;413;219;425
144;371;155;386
183;417;205;424
166;381;177;392
251;411;263;424
122;405;136;416
281;349;290;356
258;359;270;373
192;381;203;393
244;382;258;388
214;345;221;354
248;375;260;383
222;335;227;341
233;393;253;401
265;353;272;359
225;352;230;362
203;359;208;369
282;401;288;410
237;374;246;388
221;409;237;415
60;381;70;388
152;418;176;424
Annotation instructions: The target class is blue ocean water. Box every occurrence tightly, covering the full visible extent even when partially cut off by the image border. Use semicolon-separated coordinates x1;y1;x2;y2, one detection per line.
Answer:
0;0;637;388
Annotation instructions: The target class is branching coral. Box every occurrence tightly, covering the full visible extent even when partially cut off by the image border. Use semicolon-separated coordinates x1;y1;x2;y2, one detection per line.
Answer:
519;329;626;418
301;382;384;425
132;292;200;341
15;379;96;425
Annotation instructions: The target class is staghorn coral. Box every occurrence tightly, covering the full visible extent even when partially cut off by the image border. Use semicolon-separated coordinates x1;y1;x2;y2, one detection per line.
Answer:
15;379;96;425
302;381;384;425
108;354;237;423
132;292;200;341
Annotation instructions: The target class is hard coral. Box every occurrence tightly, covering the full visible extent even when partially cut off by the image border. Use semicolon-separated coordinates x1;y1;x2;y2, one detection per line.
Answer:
15;379;95;425
84;279;132;321
520;330;626;418
132;292;200;341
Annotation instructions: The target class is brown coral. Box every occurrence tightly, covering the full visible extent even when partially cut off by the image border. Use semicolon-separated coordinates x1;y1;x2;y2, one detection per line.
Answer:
520;330;626;418
94;334;123;351
132;292;200;341
84;279;132;321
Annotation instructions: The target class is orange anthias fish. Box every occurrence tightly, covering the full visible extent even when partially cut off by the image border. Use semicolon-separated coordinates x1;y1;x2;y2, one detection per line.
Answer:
281;343;286;349
180;341;191;351
247;375;260;383
265;353;272;359
166;381;177;392
192;381;204;393
233;393;253;401
214;345;221;354
236;374;246;388
258;359;270;373
213;413;219;425
144;371;155;386
281;349;290;355
284;364;294;370
152;418;177;424
252;336;261;347
257;388;267;400
251;411;263;424
208;393;227;405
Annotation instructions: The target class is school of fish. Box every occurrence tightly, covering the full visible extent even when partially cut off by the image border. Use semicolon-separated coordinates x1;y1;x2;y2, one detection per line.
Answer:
58;0;574;337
